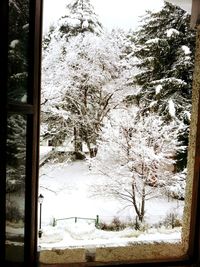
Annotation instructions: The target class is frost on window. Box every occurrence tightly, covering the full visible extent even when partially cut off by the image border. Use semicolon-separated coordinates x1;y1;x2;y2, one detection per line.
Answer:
39;0;196;263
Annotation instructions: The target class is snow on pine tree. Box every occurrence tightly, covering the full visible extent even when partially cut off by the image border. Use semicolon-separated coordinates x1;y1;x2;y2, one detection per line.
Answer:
127;2;196;174
108;29;138;95
90;108;178;222
43;0;103;49
6;115;26;193
41;0;131;158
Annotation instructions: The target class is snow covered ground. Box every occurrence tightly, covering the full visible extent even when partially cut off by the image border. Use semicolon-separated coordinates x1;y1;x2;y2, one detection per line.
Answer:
38;160;184;249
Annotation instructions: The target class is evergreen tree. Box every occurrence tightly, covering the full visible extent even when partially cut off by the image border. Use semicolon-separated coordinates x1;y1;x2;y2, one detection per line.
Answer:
6;115;26;192
128;2;196;171
6;1;29;191
8;0;29;102
59;0;102;35
43;0;102;49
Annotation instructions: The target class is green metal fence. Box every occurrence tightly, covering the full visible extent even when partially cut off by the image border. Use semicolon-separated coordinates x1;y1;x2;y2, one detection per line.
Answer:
53;215;99;227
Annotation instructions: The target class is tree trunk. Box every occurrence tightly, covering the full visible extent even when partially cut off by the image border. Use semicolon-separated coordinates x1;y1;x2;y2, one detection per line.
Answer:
131;181;145;222
86;140;97;158
140;183;146;222
74;127;83;159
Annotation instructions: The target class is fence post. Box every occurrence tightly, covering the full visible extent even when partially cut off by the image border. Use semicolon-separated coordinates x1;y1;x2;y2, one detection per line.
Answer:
53;218;56;227
75;217;77;223
95;215;99;227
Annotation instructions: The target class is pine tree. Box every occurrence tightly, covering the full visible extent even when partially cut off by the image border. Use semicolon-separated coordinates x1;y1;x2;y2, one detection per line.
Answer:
6;1;28;192
6;115;26;193
127;2;196;171
60;0;102;35
43;0;103;49
8;0;29;102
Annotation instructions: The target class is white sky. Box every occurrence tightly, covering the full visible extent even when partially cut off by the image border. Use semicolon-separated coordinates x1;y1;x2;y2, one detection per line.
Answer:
43;0;164;33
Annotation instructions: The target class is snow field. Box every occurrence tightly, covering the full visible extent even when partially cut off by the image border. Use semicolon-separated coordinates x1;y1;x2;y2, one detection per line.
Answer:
39;220;181;249
39;160;184;248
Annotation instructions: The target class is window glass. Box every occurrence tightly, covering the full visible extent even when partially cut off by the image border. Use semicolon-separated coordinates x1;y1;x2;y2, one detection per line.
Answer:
6;114;27;262
39;1;196;263
8;0;29;103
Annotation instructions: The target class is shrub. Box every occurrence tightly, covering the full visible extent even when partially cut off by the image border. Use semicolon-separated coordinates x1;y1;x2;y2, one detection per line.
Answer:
99;217;126;231
156;211;182;229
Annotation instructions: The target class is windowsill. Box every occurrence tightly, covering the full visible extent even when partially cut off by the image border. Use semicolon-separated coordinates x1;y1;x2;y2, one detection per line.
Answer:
38;241;187;264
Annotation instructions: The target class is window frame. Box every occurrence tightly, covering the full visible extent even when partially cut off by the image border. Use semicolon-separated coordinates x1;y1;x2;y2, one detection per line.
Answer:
0;0;43;266
1;0;200;266
191;0;200;27
0;0;8;264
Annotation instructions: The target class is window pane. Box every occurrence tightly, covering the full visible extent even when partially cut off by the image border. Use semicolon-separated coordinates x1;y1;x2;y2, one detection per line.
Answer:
39;0;196;264
6;114;27;262
8;0;29;103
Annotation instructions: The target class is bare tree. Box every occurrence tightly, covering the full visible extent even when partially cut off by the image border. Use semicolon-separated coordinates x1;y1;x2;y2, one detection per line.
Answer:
41;31;133;157
91;108;178;222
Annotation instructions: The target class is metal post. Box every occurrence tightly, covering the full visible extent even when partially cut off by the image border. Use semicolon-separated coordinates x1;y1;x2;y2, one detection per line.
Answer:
39;202;42;238
53;218;56;227
38;194;44;238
